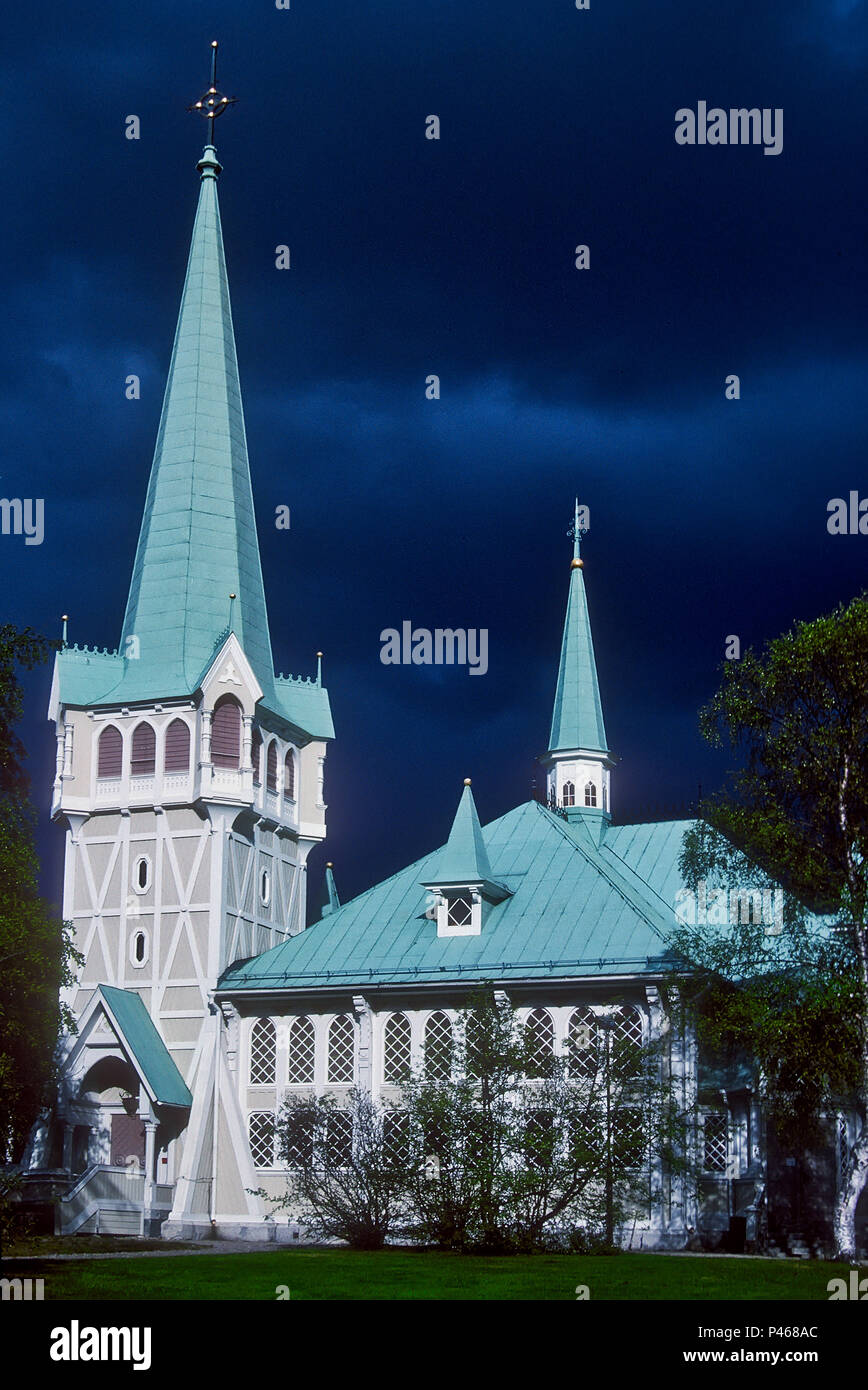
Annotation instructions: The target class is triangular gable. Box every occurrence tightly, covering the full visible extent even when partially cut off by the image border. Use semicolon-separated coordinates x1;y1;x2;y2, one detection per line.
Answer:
71;986;192;1109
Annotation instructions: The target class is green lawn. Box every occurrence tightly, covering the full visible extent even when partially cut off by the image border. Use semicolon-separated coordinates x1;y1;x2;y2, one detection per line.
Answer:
6;1249;855;1301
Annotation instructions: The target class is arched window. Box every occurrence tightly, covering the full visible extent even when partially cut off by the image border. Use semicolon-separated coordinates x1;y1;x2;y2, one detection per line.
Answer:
97;725;123;779
248;1112;275;1169
327;1015;355;1083
284;750;295;801
287;1016;315;1085
610;1004;643;1079
249;1018;276;1085
562;780;576;807
602;783;608;812
584;781;597;807
266;741;278;793
131;722;156;777
424;1012;453;1082
251;727;262;785
164;718;190;773
383;1013;412;1083
524;1008;555;1076
568;1006;598;1079
212;697;241;769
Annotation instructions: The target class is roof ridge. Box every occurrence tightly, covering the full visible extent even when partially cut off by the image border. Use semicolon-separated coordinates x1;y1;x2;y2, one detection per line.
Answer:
534;802;671;944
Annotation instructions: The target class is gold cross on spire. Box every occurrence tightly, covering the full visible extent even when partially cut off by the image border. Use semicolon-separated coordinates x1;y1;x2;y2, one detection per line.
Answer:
187;40;238;143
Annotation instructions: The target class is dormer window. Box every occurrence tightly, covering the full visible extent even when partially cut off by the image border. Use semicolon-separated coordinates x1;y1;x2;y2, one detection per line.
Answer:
435;888;482;937
447;894;473;930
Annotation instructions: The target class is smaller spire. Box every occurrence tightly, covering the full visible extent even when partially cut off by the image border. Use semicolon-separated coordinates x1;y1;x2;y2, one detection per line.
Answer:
422;780;511;902
318;862;341;919
316;652;323;688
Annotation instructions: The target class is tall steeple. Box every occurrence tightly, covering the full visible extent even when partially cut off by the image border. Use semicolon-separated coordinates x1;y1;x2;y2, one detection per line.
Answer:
541;502;613;826
120;66;273;699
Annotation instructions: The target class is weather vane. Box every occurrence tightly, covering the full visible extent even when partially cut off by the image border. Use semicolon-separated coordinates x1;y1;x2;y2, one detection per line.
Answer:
187;40;238;141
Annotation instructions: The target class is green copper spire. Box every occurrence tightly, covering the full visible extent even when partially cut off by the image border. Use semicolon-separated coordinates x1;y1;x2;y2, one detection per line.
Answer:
120;140;274;695
548;501;608;755
318;863;341;919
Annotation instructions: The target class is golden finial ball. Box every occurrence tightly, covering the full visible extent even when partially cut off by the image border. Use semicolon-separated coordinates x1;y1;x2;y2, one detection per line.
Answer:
464;777;472;786
571;558;583;569
326;862;333;868
316;650;323;658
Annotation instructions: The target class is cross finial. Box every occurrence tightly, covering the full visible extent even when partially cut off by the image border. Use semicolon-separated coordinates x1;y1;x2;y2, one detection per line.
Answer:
187;40;238;145
567;497;588;564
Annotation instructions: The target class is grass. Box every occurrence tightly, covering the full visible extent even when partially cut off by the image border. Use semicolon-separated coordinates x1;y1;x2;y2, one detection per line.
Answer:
2;1248;855;1301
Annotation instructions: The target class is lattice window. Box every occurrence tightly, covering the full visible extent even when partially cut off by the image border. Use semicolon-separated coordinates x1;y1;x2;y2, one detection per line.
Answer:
288;1016;315;1085
613;1108;646;1173
283;1111;314;1168
570;1115;604;1163
446;895;473;929
326;1111;353;1167
97;725;123;778
568;1006;599;1079
383;1013;412;1084
248;1112;275;1169
562;780;576;807
131;722;156;777
584;781;597;807
525;1110;556;1170
424;1011;453;1082
524;1008;555;1075
465;1012;484;1080
327;1015;355;1084
383;1111;413;1168
250;1018;277;1085
703;1111;728;1173
610;1004;643;1078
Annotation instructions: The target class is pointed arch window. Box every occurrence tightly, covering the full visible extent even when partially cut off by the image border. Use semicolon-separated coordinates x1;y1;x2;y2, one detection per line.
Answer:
524;1008;555;1076
568;1006;598;1080
383;1013;412;1084
424;1012;453;1082
266;741;278;793
250;1018;277;1085
562;780;576;807
131;722;156;777
327;1015;355;1084
251;727;262;785
97;725;123;779
284;749;295;801
164;718;190;773
287;1016;315;1085
584;781;597;807
212;697;242;769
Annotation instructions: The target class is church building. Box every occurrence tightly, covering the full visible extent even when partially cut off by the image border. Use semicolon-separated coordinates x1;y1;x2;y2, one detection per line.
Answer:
26;111;859;1256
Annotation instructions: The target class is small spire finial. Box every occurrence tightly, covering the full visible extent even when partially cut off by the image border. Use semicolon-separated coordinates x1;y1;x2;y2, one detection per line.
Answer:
187;39;238;153
316;651;323;687
61;614;69;646
463;777;472;786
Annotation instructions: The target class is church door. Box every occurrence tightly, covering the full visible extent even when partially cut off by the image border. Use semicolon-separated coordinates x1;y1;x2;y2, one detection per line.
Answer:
111;1114;146;1170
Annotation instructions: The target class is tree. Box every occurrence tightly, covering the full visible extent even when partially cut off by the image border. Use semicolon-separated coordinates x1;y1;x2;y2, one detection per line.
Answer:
262;1089;412;1249
0;626;81;1187
671;594;868;1258
401;989;690;1252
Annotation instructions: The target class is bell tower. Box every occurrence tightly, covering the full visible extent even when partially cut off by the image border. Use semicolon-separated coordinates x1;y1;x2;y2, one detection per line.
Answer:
44;48;333;1225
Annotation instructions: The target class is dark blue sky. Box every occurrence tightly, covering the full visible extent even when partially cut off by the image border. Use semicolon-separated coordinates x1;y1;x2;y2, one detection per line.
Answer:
5;1;867;911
